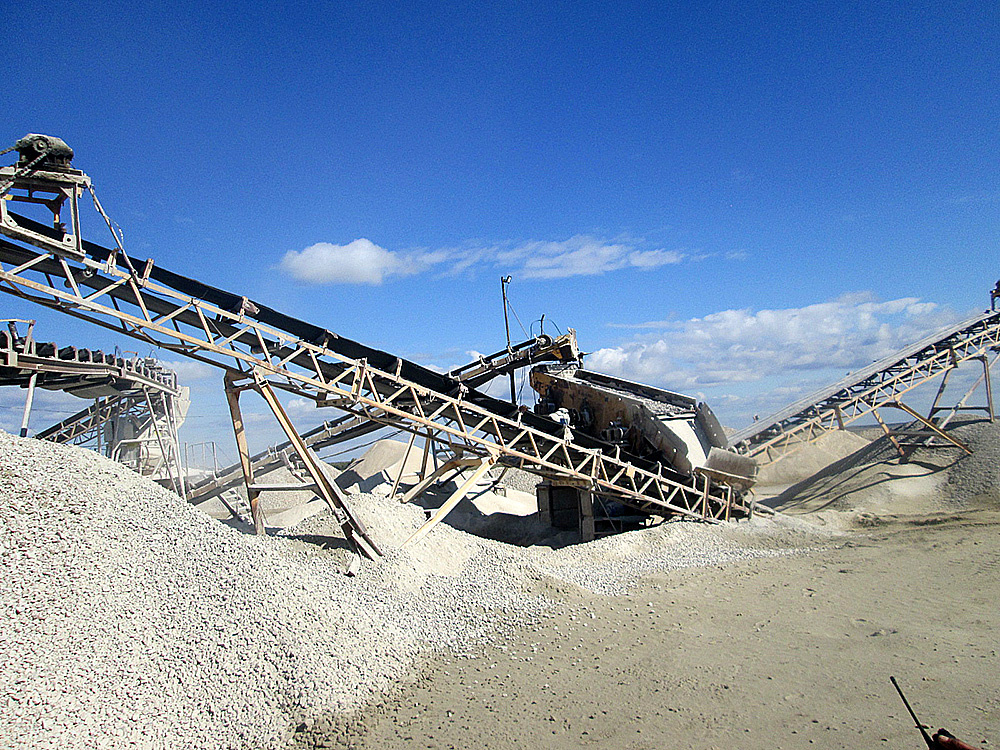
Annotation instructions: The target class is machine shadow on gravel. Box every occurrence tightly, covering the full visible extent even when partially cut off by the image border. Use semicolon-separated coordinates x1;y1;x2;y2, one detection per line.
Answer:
221;516;355;552
768;430;968;514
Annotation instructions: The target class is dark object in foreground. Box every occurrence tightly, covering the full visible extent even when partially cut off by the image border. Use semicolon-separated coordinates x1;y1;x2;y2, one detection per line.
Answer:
890;675;983;750
932;728;982;750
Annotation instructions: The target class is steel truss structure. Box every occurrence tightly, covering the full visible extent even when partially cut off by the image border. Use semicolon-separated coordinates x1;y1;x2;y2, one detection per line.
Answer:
186;334;579;507
0;318;187;493
0;137;750;558
729;310;1000;463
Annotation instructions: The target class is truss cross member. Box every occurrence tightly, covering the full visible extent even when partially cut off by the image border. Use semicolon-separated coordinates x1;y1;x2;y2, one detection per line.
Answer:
872;407;906;459
199;489;245;523
401;453;498;548
418;432;433;481
983;354;995;422
399;455;483;504
224;374;265;535
250;371;382;560
388;430;419;499
19;372;37;438
890;400;972;455
833;404;845;431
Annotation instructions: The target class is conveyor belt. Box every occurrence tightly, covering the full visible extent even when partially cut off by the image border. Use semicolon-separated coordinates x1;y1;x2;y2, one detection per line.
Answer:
447;332;579;389
729;309;1000;462
0;146;751;527
0;322;181;399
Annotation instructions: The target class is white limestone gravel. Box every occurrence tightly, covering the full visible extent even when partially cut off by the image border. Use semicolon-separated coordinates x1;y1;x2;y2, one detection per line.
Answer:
0;430;819;749
944;417;1000;504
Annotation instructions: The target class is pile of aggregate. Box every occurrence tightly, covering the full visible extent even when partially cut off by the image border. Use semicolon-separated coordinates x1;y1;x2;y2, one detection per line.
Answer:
0;431;818;749
0;432;544;749
490;465;541;494
944;417;1000;504
523;514;821;596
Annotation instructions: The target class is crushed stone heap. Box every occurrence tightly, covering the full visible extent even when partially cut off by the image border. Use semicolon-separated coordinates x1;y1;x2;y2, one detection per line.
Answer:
945;417;1000;504
0;430;813;749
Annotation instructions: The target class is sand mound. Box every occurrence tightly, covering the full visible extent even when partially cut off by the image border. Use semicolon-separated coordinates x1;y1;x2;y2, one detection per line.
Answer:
335;440;545;543
761;418;1000;524
336;439;426;493
756;428;872;488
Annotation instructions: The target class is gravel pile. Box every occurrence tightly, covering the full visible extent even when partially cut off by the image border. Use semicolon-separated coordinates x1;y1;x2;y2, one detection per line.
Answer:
0;430;818;749
523;516;817;596
944;417;1000;504
491;465;541;494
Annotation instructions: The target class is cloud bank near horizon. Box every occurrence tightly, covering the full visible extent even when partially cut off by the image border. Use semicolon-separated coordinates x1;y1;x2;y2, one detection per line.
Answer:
589;293;960;392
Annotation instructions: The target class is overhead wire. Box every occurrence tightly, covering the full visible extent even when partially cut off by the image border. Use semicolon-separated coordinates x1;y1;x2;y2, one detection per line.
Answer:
505;296;530;339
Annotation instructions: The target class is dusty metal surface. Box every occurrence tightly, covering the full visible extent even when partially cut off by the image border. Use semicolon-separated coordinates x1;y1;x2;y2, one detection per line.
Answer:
530;364;757;487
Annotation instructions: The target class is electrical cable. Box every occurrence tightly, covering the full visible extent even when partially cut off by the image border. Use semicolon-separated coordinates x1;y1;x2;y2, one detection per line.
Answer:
505;297;530;339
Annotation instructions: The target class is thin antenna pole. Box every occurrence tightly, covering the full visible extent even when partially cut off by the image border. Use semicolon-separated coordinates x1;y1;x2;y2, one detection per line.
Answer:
890;676;934;749
501;275;515;404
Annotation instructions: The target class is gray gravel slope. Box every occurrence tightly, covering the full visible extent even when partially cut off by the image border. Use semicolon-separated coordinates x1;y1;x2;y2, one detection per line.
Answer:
0;431;819;749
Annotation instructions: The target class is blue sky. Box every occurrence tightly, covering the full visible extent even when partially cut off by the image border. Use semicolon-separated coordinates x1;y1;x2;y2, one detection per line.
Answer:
3;0;998;455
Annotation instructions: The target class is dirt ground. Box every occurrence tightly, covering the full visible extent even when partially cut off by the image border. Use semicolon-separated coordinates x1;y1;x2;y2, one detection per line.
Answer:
338;508;999;749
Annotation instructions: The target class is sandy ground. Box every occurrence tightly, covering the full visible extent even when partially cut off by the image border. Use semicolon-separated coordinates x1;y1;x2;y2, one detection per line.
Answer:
341;509;999;749
266;428;998;749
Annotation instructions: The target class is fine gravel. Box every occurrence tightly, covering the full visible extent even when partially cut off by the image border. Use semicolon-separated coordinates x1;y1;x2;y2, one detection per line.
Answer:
943;417;1000;504
0;430;821;749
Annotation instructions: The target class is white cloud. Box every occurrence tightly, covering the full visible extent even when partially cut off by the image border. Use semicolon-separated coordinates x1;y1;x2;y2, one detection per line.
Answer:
161;360;215;382
279;234;704;284
589;294;961;391
493;236;685;279
279;239;434;285
285;397;316;416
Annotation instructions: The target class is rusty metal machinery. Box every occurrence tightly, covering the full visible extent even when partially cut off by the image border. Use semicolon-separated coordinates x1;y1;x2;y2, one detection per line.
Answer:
530;364;758;488
0;135;754;556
